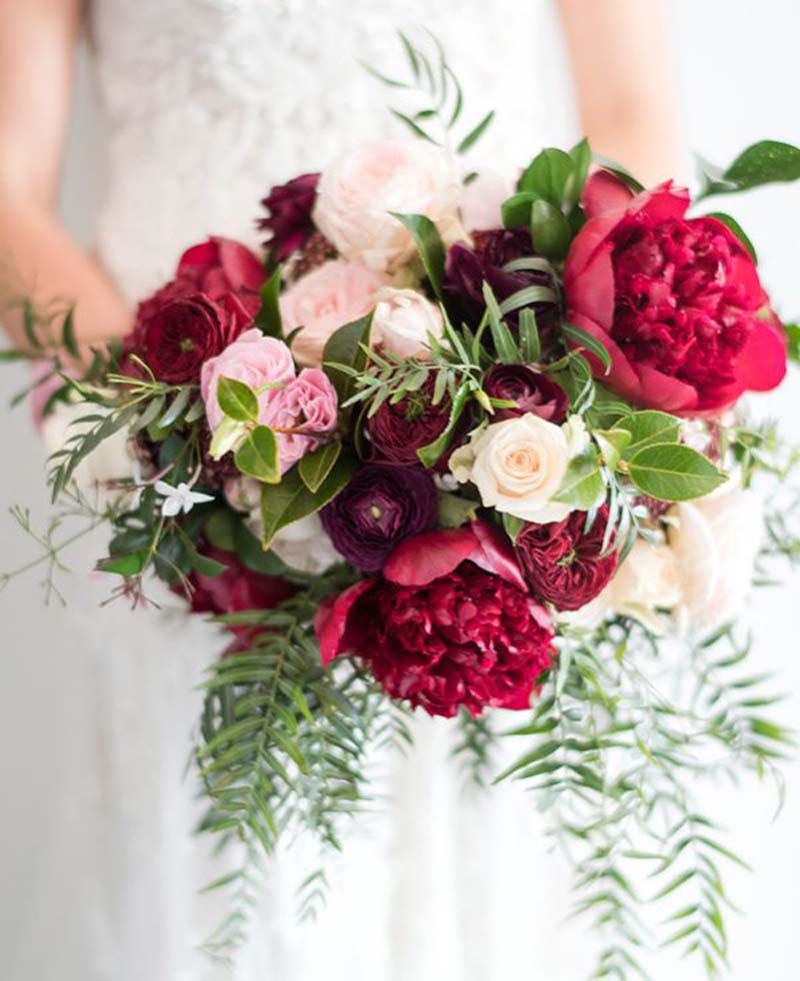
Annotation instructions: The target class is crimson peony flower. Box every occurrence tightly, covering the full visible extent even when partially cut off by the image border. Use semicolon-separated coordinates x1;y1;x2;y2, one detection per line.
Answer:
564;172;787;414
320;463;437;571
445;228;558;331
514;507;618;612
186;544;295;617
259;173;320;261
483;364;568;422
134;292;251;383
316;521;554;717
366;376;452;465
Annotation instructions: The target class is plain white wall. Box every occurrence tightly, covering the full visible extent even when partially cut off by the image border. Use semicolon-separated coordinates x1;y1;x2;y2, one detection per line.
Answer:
0;3;798;978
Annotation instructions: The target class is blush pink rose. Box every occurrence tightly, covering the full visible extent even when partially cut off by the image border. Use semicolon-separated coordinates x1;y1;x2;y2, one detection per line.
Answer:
280;259;390;367
200;328;296;432
267;368;339;471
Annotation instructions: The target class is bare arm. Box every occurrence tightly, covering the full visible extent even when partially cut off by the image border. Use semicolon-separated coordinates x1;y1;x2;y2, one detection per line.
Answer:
0;0;130;351
557;0;681;185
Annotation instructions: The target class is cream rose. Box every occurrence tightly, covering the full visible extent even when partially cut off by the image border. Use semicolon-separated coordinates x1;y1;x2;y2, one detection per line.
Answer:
371;288;444;360
246;511;339;575
668;484;763;632
313;140;463;272
450;413;588;523
280;259;390;367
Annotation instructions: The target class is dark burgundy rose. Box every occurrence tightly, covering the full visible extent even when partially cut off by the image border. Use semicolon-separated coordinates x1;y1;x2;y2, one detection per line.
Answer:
484;364;568;422
445;228;558;332
186;544;295;617
320;463;437;572
515;507;618;612
367;376;452;466
316;521;554;717
133;292;251;383
258;173;320;261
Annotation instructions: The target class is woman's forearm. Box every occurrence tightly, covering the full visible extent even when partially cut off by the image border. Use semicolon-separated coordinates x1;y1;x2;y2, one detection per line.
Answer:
0;197;130;351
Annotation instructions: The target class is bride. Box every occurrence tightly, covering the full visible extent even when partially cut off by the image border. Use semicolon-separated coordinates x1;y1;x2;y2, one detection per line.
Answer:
0;2;678;978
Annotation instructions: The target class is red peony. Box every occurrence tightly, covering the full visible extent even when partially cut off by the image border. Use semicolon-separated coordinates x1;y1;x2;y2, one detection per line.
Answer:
316;521;554;717
259;173;320;261
514;507;618;612
564;171;787;414
186;543;294;618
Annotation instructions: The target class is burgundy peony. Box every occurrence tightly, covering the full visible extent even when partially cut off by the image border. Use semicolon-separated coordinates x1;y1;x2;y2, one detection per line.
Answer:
320;463;437;572
259;173;320;261
186;544;295;617
514;507;618;612
564;171;787;414
134;292;251;383
445;228;558;331
316;521;554;717
366;376;452;465
483;364;568;422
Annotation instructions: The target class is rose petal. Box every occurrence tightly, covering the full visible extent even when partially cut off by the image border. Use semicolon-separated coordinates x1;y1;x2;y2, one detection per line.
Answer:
383;527;480;586
470;519;528;591
581;169;635;219
315;579;375;666
216;237;266;291
735;317;788;392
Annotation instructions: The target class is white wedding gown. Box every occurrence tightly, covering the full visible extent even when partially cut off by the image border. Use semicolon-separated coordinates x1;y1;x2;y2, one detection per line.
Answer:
2;2;595;979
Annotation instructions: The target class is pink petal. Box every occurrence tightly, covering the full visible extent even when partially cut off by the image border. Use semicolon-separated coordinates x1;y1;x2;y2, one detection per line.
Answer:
383;527;480;586
582;169;635;219
315;579;375;666
470;519;528;591
632;181;690;225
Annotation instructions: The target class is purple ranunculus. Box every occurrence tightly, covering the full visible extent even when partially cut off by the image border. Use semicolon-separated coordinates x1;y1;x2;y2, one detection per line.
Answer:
320;463;437;572
258;173;320;261
483;364;568;422
445;228;558;332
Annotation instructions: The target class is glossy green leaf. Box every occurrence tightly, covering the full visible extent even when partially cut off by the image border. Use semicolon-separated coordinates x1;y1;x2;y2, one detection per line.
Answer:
518;148;573;205
96;552;146;577
322;313;373;411
616;410;681;459
255;265;283;338
593;428;632;471
501;191;540;229
217;376;259;422
518;308;541;363
562;321;612;373
390;212;445;297
553;451;607;510
234;425;280;483
456;110;495;154
564;137;591;210
417;381;470;468
298;441;342;493
530;199;571;260
627;443;726;502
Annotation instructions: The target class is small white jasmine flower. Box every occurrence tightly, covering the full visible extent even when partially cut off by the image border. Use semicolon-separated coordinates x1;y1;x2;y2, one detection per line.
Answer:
155;481;214;517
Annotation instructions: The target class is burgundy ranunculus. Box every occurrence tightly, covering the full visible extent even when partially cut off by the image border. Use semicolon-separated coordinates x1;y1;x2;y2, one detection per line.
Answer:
564;171;787;414
366;376;451;465
320;463;437;572
316;520;554;717
514;507;618;612
259;173;320;261
186;544;295;617
445;228;558;331
484;364;568;422
134;292;251;383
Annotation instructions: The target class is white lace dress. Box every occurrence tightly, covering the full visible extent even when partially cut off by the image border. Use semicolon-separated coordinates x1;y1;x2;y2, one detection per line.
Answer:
6;2;594;979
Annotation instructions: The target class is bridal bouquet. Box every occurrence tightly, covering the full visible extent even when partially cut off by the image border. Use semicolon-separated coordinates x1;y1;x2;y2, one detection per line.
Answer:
4;36;800;977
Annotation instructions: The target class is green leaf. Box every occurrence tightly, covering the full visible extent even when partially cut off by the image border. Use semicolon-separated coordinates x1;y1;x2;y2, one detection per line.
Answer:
416;381;470;468
390;109;437;144
502;512;525;544
96;552;146;577
562;321;612;373
703;212;758;263
482;282;521;365
61;308;79;359
389;213;445;297
593;428;632;471
259;450;356;548
592;154;646;193
553;450;607;509
298;441;342;493
501;191;541;229
530;199;571;260
518;148;573;206
234;425;280;483
627;443;726;502
456;110;495;154
438;491;478;529
255;265;283;338
0;349;31;362
233;521;287;575
784;323;800;364
518;308;541;363
616;410;681;458
322;313;373;412
564;138;592;210
204;509;238;552
217;376;259;423
726;140;800;185
158;386;193;428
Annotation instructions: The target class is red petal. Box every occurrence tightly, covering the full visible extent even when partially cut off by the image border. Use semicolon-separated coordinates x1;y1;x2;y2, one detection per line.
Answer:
632;180;690;224
383;527;479;586
215;237;266;291
564;213;621;286
567;312;642;401
470;519;527;591
582;169;635;218
635;364;698;413
736;317;787;392
315;579;374;666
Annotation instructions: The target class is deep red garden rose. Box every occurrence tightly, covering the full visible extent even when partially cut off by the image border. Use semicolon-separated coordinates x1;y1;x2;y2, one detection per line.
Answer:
483;364;568;422
186;544;295;618
134;292;251;383
366;375;452;465
564;171;787;414
316;521;554;717
259;173;320;261
515;506;618;612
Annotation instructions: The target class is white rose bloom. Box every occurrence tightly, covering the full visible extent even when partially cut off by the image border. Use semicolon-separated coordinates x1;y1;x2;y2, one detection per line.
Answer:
610;539;682;636
371;287;444;360
668;483;763;632
41;401;137;501
450;413;588;524
247;512;339;575
313;140;463;272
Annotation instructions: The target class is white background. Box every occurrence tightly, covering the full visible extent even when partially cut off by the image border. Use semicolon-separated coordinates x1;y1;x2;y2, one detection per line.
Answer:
0;2;799;977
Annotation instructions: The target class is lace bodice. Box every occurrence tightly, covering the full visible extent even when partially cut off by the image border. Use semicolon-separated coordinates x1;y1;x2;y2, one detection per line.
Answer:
89;0;577;302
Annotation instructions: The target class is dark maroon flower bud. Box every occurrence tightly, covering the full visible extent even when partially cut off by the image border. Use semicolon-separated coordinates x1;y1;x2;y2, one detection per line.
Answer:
483;364;568;422
366;376;451;466
320;463;437;572
258;173;320;261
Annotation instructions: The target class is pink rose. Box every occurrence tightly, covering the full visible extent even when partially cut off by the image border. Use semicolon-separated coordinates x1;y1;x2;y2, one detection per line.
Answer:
459;169;513;233
280;259;389;367
200;328;296;432
371;287;444;360
268;368;339;471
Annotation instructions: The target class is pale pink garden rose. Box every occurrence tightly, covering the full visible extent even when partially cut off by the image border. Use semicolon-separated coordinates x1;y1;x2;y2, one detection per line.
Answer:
280;259;389;368
459;169;513;233
313;140;463;272
371;288;444;360
200;328;296;432
268;368;339;471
